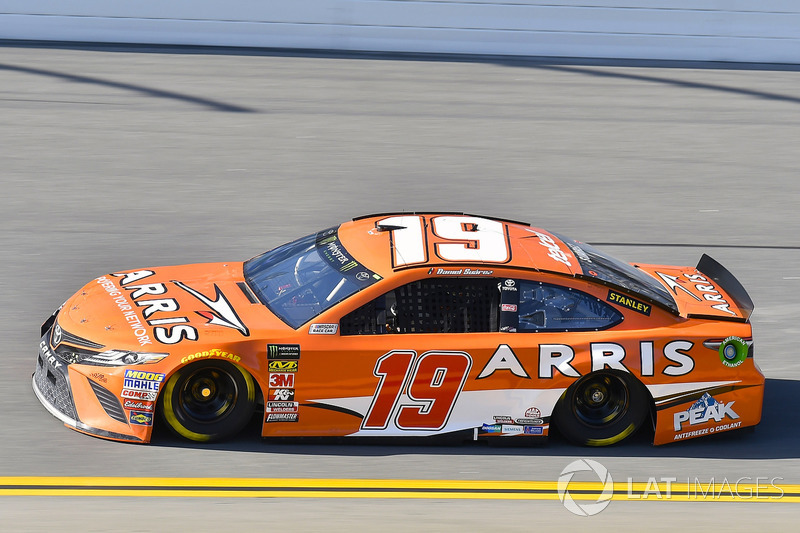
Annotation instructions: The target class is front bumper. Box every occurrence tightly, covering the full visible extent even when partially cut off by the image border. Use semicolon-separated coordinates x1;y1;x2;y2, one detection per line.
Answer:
33;326;146;443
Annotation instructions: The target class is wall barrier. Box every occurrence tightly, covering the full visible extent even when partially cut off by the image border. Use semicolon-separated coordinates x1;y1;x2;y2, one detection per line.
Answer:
2;1;799;63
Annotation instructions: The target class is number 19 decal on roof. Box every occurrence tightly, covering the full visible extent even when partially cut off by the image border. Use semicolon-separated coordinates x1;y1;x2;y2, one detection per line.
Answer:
378;215;511;268
362;350;472;431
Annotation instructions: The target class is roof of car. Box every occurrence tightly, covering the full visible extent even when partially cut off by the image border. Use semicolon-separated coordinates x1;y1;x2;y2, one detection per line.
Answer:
338;213;581;278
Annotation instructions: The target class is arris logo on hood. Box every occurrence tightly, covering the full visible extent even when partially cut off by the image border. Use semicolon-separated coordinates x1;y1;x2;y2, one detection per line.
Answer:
110;270;250;345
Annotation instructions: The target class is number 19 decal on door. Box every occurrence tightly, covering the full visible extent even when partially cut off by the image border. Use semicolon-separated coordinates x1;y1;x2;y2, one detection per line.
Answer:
362;350;472;431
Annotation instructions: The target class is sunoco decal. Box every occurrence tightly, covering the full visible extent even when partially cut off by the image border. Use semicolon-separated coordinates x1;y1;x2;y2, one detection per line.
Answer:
129;411;154;426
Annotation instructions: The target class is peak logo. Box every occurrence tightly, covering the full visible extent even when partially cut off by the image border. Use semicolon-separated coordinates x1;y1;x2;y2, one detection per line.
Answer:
674;393;739;431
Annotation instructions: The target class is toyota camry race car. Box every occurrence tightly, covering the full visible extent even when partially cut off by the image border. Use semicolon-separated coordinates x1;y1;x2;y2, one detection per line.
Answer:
34;213;764;446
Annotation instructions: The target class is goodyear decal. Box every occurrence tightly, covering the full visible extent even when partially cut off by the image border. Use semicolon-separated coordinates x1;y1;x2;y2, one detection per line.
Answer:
181;349;241;364
607;290;651;316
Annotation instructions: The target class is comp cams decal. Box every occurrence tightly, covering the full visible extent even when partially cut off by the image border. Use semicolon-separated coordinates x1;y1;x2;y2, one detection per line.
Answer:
108;270;250;345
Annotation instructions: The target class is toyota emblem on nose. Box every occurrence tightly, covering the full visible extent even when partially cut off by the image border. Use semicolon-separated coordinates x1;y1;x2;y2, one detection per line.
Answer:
52;325;62;346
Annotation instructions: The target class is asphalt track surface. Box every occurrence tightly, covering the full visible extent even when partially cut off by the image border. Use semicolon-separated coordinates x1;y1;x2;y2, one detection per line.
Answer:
2;43;800;530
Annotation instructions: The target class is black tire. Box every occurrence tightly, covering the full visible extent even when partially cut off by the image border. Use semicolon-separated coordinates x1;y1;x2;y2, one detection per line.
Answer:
553;370;649;447
161;360;256;442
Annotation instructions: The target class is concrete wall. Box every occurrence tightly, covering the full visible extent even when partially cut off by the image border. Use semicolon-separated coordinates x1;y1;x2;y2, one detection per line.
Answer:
2;1;799;62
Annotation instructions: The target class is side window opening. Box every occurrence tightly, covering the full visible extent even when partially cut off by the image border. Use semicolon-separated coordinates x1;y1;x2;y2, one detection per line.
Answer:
340;278;498;335
514;281;622;332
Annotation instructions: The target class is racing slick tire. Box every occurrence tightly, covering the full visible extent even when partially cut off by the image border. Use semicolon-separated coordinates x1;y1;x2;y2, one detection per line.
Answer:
553;370;649;447
161;360;257;442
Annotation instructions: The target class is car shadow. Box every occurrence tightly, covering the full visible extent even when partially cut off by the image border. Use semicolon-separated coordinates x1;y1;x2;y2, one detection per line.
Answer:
150;378;798;460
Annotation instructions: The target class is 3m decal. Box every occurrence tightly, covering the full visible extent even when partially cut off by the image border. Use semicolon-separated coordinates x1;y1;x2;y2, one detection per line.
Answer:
269;373;295;388
268;360;298;372
607;290;651;316
362;350;472;431
267;344;301;360
378;215;511;268
673;393;739;433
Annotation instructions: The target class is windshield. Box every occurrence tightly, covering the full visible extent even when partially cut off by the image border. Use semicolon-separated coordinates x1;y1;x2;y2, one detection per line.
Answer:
244;227;382;328
553;233;678;313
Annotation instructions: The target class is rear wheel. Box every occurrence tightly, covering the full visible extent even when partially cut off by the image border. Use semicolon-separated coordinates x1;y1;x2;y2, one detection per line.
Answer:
161;360;256;442
554;370;649;446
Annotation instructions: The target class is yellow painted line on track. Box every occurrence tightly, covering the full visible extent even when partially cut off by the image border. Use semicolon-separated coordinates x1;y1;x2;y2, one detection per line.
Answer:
0;478;798;502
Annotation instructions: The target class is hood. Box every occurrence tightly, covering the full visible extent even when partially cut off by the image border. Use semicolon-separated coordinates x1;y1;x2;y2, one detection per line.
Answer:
58;262;275;350
636;257;752;321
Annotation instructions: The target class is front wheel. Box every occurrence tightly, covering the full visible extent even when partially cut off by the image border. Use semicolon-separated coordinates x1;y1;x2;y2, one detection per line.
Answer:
161;360;256;442
553;370;649;446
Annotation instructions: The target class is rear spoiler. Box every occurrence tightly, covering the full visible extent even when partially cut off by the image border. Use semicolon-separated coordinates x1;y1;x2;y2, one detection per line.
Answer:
696;254;754;320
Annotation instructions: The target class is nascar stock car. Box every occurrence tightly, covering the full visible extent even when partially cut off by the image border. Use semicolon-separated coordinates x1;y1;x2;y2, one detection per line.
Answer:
34;213;763;446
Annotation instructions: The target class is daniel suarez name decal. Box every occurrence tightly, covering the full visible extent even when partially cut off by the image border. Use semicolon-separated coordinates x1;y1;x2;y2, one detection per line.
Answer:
99;270;249;345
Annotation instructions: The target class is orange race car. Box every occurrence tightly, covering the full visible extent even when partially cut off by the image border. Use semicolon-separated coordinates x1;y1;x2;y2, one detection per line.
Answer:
34;213;764;446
